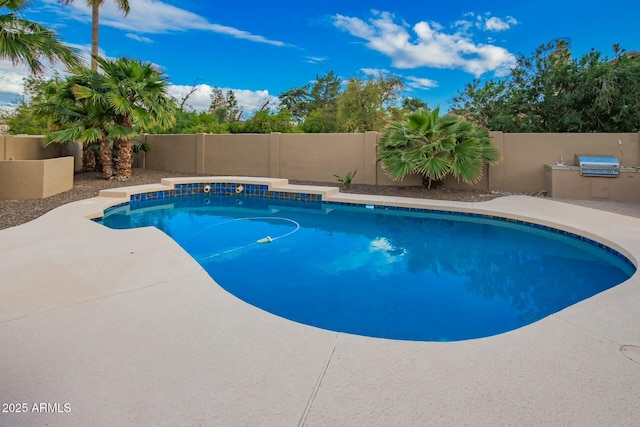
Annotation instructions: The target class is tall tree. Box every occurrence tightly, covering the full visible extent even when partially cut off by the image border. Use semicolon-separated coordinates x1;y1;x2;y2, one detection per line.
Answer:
278;85;310;122
452;41;640;132
301;71;342;132
156;110;222;134
59;0;130;71
451;79;507;129
225;89;241;121
336;74;404;132
209;86;241;122
308;71;341;111
401;97;429;113
279;71;429;133
1;0;80;73
232;109;293;134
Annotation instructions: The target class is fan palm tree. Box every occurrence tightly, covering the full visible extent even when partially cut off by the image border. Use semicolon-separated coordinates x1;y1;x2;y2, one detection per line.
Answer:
58;0;130;71
377;109;501;188
38;57;175;180
37;71;116;177
1;0;81;74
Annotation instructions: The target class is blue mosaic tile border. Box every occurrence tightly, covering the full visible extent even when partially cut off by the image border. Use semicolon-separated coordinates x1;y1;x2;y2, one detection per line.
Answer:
325;201;636;269
129;182;321;203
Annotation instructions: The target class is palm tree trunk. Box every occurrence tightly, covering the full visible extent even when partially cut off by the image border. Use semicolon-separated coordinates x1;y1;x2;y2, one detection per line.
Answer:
113;138;132;181
91;2;100;71
99;135;113;179
422;175;443;190
82;142;96;171
113;115;133;180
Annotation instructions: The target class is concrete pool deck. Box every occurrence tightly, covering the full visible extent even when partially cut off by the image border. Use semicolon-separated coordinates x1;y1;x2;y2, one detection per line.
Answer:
1;176;639;426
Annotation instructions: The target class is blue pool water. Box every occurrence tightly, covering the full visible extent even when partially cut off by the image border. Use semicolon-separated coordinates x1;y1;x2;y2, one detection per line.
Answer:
99;194;635;341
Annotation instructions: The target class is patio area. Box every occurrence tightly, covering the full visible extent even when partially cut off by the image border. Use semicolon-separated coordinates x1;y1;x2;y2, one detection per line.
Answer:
1;177;639;426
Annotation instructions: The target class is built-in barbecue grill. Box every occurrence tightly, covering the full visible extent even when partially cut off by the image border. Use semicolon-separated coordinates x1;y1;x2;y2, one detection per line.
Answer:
574;155;620;177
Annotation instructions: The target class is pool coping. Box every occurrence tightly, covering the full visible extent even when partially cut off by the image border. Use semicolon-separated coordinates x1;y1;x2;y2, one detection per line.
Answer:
1;176;639;426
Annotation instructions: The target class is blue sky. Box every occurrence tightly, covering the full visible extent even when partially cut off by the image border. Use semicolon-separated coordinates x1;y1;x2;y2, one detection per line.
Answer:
1;0;637;116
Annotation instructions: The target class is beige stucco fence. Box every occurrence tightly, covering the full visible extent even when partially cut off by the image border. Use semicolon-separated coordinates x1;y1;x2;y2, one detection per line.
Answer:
138;131;640;201
2;132;639;201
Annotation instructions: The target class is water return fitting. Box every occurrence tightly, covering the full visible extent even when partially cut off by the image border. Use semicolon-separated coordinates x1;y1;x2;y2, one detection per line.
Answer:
235;185;245;194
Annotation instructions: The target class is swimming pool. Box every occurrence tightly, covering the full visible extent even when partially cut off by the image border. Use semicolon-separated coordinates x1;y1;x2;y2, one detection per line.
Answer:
99;189;635;341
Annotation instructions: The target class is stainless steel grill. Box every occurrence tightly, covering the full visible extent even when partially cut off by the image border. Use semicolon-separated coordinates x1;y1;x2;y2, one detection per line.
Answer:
574;155;620;177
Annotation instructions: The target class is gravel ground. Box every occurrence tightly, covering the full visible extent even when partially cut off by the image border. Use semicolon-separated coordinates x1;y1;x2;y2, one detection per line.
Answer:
0;168;503;230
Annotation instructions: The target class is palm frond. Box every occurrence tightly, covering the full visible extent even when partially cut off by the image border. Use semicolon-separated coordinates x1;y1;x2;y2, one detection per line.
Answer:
450;159;484;184
0;10;81;74
44;125;84;145
381;155;417;181
416;156;451;181
452;139;482;162
479;143;502;164
79;127;103;142
108;124;139;140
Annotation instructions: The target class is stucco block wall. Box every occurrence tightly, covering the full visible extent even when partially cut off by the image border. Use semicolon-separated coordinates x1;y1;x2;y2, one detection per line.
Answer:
203;134;270;176
143;134;198;173
278;133;373;183
2;135;60;161
137;131;640;199
0;157;73;200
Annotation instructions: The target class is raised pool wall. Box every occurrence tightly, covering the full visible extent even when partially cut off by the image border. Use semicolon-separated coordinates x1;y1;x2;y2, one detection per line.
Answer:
2;132;639;201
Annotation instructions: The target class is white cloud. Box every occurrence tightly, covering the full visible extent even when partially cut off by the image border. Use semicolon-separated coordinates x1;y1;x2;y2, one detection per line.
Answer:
233;88;279;114
167;84;279;115
360;67;391;77
305;56;327;64
334;14;377;39
126;33;153;43
0;43;90;105
359;68;437;91
405;76;438;90
166;84;211;111
45;0;288;47
0;59;279;117
359;68;438;92
485;16;518;32
333;11;516;77
0;61;29;97
454;12;518;33
453;19;474;33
